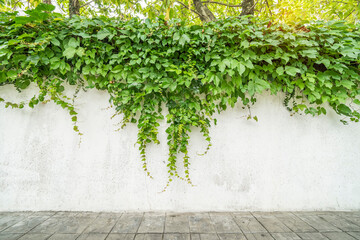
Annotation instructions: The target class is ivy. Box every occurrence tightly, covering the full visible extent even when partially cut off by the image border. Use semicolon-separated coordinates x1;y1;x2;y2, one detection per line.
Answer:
1;6;360;188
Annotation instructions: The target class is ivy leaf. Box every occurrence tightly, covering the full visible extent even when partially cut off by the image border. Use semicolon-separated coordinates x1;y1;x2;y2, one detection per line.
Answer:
111;65;122;73
67;38;79;48
14;16;35;24
218;61;226;72
285;66;301;76
173;32;180;41
179;34;190;46
276;66;284;76
301;49;318;58
237;64;246;75
35;3;56;11
7;70;17;79
63;47;76;59
337;104;352;116
97;29;112;40
51;38;60;46
353;99;360;105
27;55;40;65
340;80;354;89
76;47;85;57
169;82;177;92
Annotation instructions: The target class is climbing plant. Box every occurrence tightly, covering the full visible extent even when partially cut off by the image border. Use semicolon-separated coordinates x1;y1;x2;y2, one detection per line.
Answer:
0;5;360;188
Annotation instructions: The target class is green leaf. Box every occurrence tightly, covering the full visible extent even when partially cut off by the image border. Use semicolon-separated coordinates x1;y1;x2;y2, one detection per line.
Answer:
301;49;318;58
35;3;56;12
169;82;177;92
218;61;226;72
111;65;122;73
7;70;17;79
340;80;354;89
14;16;35;24
67;38;79;48
76;47;85;57
97;29;112;40
51;38;60;46
173;32;180;41
237;64;245;75
353;99;360;105
63;47;76;59
337;104;352;116
179;34;190;46
285;66;301;76
276;66;284;76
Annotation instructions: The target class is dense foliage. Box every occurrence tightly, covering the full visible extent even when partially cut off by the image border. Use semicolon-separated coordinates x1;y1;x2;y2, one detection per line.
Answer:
1;0;359;25
1;6;360;187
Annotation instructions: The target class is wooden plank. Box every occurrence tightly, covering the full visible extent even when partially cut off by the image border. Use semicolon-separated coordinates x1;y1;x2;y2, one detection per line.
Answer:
47;233;79;240
190;234;201;240
30;217;69;234
218;233;246;239
189;213;216;233
163;233;190;240
76;233;108;240
106;234;136;240
322;232;357;240
296;233;329;240
111;213;143;233
319;213;360;231
252;214;291;233
83;216;119;233
0;213;32;232
294;213;341;232
245;233;275;240
197;234;219;240
274;213;316;232
2;215;52;233
18;233;51;240
53;212;79;218
232;214;267;233
138;213;165;233
271;233;301;240
209;213;241;233
165;214;189;233
0;233;23;240
134;233;163;240
347;232;360;240
56;217;97;234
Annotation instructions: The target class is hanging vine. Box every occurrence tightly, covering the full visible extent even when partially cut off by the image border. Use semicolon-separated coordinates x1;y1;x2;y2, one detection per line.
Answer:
1;5;359;187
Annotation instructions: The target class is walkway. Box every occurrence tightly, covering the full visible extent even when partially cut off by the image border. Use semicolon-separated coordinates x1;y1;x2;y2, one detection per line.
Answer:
0;212;359;240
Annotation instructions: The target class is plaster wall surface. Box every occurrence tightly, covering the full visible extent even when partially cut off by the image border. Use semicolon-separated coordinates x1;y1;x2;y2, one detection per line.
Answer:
0;85;359;211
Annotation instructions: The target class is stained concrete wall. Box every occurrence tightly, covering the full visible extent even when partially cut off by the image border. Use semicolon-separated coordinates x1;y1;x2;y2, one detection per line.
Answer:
0;85;359;211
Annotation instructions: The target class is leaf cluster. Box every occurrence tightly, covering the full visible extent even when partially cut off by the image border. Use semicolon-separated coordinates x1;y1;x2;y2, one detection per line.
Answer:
1;8;360;187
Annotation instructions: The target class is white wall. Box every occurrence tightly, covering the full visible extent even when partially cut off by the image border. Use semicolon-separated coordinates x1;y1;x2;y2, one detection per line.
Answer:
0;85;359;212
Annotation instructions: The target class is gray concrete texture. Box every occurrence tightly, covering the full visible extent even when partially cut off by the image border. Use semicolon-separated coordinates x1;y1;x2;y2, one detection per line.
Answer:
0;212;359;240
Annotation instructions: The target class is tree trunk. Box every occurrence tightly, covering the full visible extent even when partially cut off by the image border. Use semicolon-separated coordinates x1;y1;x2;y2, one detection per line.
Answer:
69;0;80;17
193;0;216;22
240;0;254;16
43;0;51;4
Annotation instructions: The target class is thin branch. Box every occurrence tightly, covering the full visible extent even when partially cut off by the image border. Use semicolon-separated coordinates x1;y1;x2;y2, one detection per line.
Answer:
344;8;355;19
80;0;94;8
176;0;201;15
201;1;241;7
265;0;272;16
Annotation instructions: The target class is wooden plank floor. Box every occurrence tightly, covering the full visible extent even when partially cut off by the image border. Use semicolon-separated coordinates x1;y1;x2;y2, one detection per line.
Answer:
0;212;359;240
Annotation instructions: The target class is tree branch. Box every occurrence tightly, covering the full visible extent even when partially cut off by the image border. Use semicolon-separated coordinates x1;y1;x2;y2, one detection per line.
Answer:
80;0;94;8
201;1;241;7
265;0;272;16
176;0;201;15
344;9;355;19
